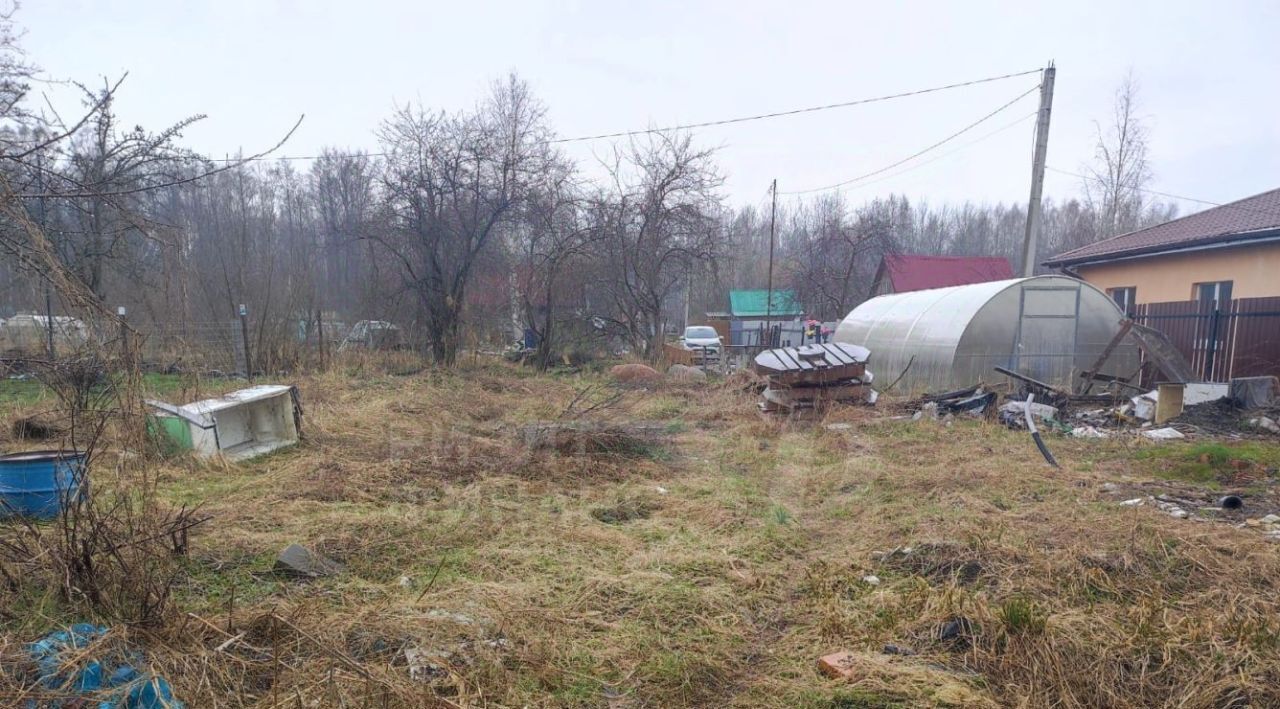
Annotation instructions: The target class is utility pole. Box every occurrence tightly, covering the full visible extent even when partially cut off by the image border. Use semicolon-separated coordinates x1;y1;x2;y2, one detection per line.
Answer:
764;179;777;347
683;268;691;331
1019;62;1056;277
35;146;54;359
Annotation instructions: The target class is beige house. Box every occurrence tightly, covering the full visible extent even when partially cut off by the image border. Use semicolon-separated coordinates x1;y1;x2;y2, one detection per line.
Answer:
1044;187;1280;311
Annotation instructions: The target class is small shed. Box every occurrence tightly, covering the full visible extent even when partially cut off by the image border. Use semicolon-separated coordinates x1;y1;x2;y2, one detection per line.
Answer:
723;290;803;346
728;290;802;319
834;276;1138;395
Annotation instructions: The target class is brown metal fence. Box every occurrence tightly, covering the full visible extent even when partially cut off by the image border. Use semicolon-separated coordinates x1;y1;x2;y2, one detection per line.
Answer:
1133;296;1280;383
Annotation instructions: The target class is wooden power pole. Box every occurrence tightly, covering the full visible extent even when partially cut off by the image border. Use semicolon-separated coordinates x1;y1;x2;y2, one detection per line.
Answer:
1019;63;1056;277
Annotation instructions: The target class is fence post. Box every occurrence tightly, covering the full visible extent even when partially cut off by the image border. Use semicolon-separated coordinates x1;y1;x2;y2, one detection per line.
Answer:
117;306;129;371
316;308;326;371
238;303;252;382
1204;305;1220;381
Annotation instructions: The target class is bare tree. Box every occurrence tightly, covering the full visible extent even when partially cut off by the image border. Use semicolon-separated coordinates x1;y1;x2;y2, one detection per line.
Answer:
56;83;204;298
590;132;724;359
784;193;890;319
513;159;599;369
372;74;554;364
311;149;378;314
1084;72;1154;239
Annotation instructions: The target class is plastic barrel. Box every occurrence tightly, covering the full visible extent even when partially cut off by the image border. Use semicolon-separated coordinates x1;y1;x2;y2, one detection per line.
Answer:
0;450;87;520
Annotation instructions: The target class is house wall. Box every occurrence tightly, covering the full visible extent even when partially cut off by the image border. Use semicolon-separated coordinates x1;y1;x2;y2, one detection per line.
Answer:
1073;241;1280;304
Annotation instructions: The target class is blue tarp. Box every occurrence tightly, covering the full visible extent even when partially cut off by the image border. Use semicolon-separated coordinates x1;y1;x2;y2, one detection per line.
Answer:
27;623;183;708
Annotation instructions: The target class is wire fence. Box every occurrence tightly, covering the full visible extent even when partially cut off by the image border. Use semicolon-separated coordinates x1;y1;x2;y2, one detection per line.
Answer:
1;315;404;374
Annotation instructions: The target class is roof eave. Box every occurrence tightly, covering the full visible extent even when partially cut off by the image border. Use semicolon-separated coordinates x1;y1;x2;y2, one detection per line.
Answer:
1043;228;1280;268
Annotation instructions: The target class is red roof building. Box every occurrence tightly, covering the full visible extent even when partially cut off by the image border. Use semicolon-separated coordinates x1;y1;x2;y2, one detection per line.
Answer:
871;254;1014;295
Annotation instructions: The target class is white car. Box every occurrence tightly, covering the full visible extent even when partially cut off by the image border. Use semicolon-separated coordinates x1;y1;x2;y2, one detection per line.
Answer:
680;326;722;362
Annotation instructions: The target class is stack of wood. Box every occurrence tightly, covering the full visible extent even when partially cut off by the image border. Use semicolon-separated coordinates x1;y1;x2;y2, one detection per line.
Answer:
753;343;874;415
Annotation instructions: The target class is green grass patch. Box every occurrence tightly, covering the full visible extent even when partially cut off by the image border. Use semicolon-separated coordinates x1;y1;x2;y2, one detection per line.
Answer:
1134;441;1280;485
998;596;1047;636
0;377;47;406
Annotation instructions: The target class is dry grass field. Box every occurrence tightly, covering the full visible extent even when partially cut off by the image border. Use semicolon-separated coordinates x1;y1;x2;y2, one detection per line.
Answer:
3;355;1280;707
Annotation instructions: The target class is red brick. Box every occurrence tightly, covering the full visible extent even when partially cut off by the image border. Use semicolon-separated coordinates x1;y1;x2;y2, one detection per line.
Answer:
817;650;858;680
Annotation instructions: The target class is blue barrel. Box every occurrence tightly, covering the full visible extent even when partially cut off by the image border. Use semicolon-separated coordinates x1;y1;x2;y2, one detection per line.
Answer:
0;450;87;520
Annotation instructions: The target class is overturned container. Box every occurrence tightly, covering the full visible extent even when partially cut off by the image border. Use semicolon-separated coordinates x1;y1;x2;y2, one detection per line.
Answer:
0;450;87;520
147;385;301;462
835;276;1138;396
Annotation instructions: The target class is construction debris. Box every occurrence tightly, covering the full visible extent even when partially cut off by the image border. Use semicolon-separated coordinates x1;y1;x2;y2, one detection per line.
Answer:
274;543;343;578
998;400;1058;426
907;386;998;421
1250;416;1280;434
994;365;1071;405
1231;376;1278;409
816;650;859;680
753;343;874;416
1129;382;1230;423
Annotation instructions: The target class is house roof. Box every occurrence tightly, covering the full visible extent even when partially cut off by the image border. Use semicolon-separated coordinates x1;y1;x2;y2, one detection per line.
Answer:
728;290;801;318
876;254;1014;293
1045;187;1280;267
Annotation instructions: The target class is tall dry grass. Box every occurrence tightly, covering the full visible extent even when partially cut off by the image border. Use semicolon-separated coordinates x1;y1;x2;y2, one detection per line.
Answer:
2;355;1279;706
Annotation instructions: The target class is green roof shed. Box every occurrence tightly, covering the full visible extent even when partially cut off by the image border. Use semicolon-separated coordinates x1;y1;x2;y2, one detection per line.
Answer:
728;290;802;318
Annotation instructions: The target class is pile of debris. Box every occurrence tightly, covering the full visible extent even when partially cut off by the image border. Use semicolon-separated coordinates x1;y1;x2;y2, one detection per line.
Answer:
753;343;875;416
911;386;999;420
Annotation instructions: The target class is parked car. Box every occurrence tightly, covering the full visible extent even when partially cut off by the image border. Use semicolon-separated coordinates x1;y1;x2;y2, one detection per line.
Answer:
339;320;402;350
680;325;722;363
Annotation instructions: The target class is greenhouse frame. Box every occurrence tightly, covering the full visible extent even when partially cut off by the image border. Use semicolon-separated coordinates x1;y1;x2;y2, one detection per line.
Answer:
834;276;1138;395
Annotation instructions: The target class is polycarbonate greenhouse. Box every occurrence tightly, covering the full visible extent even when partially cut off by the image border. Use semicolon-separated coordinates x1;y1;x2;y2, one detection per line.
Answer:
834;276;1138;395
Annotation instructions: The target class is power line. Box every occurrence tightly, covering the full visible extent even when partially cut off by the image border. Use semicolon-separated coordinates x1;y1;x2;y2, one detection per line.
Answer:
177;68;1045;163
780;83;1041;195
1045;166;1221;207
820;111;1038;194
1046;166;1280;222
545;67;1043;144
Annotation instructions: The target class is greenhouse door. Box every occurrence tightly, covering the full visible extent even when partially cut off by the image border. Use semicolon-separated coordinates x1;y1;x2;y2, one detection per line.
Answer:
1013;284;1082;388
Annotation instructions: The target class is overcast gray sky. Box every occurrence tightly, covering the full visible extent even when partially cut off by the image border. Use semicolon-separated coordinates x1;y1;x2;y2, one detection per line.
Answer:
18;0;1280;212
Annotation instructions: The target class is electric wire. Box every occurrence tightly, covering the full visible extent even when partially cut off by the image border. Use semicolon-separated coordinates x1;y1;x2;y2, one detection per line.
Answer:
1046;166;1280;221
779;83;1041;195
817;111;1038;195
167;68;1045;163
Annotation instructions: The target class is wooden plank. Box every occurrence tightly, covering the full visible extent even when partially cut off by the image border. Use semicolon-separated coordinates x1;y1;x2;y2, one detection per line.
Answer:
1128;321;1198;383
822;344;855;365
994;365;1070;397
1079;319;1133;394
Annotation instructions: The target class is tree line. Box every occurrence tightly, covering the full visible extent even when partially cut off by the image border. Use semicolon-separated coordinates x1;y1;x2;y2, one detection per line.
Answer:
0;8;1174;366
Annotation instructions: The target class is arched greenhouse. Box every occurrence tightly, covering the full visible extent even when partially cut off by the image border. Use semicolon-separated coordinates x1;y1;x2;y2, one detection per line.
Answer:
834;276;1138;395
